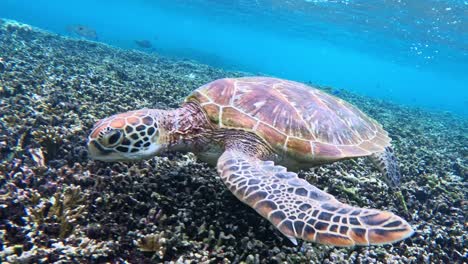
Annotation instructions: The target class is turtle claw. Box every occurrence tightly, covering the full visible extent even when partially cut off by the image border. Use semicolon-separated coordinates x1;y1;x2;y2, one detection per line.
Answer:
287;236;298;246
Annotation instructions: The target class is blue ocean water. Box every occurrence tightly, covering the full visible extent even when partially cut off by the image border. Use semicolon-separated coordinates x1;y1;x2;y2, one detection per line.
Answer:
1;0;467;116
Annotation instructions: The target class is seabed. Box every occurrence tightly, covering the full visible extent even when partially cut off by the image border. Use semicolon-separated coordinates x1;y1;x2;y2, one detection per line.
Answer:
0;19;466;263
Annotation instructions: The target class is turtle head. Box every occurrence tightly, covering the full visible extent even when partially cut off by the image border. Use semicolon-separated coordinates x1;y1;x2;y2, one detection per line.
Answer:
87;109;165;162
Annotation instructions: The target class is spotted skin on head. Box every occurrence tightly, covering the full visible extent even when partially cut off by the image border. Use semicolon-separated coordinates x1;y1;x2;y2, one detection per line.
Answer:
217;149;414;246
88;110;159;158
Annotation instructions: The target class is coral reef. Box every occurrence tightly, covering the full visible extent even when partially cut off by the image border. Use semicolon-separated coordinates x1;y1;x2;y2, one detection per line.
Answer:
0;19;467;263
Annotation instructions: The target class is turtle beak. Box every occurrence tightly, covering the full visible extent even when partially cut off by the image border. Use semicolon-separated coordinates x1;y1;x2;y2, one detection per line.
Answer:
87;140;102;160
88;138;162;162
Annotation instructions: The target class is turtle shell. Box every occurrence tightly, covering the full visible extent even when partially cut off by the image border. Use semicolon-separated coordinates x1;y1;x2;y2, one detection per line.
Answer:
186;77;391;162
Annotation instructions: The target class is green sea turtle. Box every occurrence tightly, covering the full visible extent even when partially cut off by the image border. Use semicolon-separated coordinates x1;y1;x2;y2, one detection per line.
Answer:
88;77;414;246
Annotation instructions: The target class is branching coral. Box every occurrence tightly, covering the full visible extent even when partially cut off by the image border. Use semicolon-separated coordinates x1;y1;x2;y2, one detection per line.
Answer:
28;185;87;238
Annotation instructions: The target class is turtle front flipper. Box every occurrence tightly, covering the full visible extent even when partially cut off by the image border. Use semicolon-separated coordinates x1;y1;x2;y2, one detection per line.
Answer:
369;146;401;187
217;149;414;246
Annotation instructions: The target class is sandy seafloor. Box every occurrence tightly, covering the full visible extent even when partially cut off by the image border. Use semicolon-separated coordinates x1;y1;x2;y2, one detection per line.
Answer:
0;19;466;264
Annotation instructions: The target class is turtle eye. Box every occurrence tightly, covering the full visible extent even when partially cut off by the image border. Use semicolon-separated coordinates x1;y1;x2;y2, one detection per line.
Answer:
103;129;123;147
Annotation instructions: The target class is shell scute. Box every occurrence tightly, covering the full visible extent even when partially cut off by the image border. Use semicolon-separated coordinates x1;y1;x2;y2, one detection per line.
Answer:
339;145;371;157
313;142;342;160
200;78;235;105
222;107;257;129
358;140;383;153
186;90;210;104
256;123;287;150
286;137;313;159
203;104;221;125
233;81;314;140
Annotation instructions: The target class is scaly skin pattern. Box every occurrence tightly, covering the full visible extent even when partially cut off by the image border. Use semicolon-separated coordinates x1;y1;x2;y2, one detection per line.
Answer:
88;103;213;160
217;148;413;246
88;109;160;155
87;77;414;247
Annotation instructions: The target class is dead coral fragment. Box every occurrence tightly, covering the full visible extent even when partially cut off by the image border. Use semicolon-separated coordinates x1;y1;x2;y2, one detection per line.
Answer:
136;232;167;256
0;57;5;72
31;126;64;161
28;147;46;167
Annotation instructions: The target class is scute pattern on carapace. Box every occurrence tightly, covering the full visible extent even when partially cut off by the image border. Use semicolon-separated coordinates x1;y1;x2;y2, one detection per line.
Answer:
187;77;391;161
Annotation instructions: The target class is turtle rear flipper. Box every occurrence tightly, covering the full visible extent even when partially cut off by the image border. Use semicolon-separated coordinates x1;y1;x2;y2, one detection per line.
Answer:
370;146;401;187
217;148;414;246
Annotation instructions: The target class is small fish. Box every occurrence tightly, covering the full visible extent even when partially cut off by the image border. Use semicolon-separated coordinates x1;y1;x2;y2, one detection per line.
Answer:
331;89;341;95
66;24;98;40
0;57;5;73
135;40;153;49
